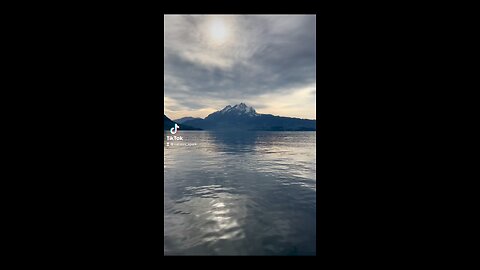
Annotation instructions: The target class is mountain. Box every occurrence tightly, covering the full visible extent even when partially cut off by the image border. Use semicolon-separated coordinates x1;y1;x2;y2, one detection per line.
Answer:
164;115;202;131
213;103;258;118
182;103;316;131
174;117;203;124
164;115;176;130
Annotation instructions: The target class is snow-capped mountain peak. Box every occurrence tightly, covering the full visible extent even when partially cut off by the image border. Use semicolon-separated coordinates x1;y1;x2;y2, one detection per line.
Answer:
220;105;232;113
228;103;257;116
214;103;258;117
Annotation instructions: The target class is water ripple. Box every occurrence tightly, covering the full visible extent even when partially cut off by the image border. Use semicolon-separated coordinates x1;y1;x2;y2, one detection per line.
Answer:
164;131;316;255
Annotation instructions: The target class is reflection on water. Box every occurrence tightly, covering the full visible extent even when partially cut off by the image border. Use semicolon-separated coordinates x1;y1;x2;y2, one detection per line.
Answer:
164;131;316;255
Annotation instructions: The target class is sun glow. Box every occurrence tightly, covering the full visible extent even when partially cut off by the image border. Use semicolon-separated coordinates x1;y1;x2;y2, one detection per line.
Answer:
208;19;229;45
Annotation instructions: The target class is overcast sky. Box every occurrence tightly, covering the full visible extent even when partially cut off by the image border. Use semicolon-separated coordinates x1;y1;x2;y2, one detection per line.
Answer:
164;15;316;120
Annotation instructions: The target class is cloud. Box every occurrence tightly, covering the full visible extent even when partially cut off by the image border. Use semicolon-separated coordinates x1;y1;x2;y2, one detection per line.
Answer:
164;15;316;120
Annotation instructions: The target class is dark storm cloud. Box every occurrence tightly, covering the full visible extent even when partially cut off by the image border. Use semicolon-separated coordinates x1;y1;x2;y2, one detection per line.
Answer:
164;15;316;116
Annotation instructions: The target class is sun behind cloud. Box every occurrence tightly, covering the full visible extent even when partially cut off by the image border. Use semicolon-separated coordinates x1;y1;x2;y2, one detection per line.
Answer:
207;18;230;45
164;15;316;120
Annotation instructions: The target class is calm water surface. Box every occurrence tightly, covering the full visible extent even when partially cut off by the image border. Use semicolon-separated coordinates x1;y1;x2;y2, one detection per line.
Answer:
164;131;316;255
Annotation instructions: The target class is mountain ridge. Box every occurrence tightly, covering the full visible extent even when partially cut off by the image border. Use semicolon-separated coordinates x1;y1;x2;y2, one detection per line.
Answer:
174;117;202;124
181;103;316;131
163;115;202;131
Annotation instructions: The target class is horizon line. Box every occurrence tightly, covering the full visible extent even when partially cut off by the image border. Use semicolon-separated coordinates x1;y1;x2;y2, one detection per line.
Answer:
165;112;317;121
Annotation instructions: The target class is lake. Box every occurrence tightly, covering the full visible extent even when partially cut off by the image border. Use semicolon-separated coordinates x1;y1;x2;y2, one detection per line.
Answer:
164;131;316;255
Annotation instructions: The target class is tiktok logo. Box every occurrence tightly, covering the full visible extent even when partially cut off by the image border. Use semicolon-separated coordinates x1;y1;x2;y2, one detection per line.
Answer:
170;123;180;135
